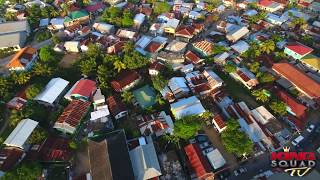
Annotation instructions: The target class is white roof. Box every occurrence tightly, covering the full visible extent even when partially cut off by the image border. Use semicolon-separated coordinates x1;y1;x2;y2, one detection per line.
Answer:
170;96;205;119
168;77;189;92
251;106;275;125
134;13;146;24
93;22;114;33
206;149;226;169
35;78;69;104
117;29;137;39
129;138;162;180
50;18;64;25
136;35;152;49
181;64;194;73
164;18;180;29
214;52;230;61
4;119;38;149
312;21;320;28
227;26;249;42
165;40;187;52
231;40;249;54
244;9;258;16
90;107;110;121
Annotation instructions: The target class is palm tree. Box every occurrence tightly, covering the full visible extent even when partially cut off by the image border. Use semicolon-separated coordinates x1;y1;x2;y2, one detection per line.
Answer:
32;63;53;76
5;11;16;21
260;40;275;54
201;111;213;121
113;60;126;72
156;94;165;105
121;91;134;104
122;41;134;54
252;89;269;103
10;72;31;85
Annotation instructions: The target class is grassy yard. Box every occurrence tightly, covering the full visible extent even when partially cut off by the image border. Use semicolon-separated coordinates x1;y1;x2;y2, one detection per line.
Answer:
214;69;259;108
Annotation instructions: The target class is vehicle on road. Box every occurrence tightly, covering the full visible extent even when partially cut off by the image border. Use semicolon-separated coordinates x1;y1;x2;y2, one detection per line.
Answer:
291;135;304;146
233;167;247;176
306;124;315;133
202;147;214;155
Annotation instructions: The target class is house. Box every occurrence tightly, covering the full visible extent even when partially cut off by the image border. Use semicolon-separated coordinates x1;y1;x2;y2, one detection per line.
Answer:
214;52;230;65
163;18;180;34
0;147;24;171
105;0;124;5
181;64;194;74
85;2;105;14
88;130;135;180
64;41;80;53
230;67;259;89
93;22;115;34
272;63;320;105
168;77;190;98
185;50;203;65
6;97;27;111
257;0;283;12
106;96;128;120
111;70;141;92
184;143;214;180
40;136;72;162
170;96;206;119
64;22;82;38
34;78;69;107
185;70;224;96
4;119;38;149
157;51;185;64
300;54;320;71
149;61;165;76
93;89;105;110
64;79;97;101
265;13;287;25
212;114;227;133
134;13;145;29
90;105;113;130
137;111;174;137
284;42;313;60
309;2;320;14
189;11;203;20
0;20;30;49
251;106;276;125
116;29;138;41
6;46;38;71
192;40;213;57
48;18;65;30
165;40;188;53
64;10;89;27
175;25;196;41
129;136;162;180
230;40;249;54
226;26;249;42
206;149;226;170
53;99;91;134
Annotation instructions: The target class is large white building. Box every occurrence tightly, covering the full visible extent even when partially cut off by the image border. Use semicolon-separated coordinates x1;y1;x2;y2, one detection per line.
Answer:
170;96;206;119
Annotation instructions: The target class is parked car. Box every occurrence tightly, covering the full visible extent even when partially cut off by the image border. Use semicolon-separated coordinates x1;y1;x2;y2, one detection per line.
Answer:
306;124;315;133
202;147;214;155
291;135;304;146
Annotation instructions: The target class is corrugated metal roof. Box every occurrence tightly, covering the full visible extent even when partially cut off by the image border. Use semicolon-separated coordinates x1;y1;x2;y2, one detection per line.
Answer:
35;78;69;104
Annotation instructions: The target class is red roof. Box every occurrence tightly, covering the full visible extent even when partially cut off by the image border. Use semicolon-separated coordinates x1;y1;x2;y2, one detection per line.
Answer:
85;2;105;12
106;96;127;117
184;144;213;179
0;147;24;171
149;61;165;71
236;70;250;82
111;70;140;92
285;42;313;56
273;87;307;119
212;114;226;129
56;100;91;127
71;79;97;99
145;41;162;53
272;63;320;99
185;50;201;64
175;26;195;37
258;0;273;7
287;115;305;130
41;136;71;162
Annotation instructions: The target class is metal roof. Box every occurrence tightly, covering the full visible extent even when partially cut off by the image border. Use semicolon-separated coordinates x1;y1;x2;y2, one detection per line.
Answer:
35;78;69;104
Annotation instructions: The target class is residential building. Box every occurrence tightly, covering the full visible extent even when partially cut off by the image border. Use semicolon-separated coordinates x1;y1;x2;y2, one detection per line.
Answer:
93;22;115;34
185;50;204;65
230;40;250;54
175;25;196;42
184;143;214;180
106;96;128;120
206;149;226;170
148;61;165;76
64;79;97;101
165;40;188;53
192;40;213;57
284;42;313;60
258;0;283;12
0;20;30;49
6;46;38;71
34;78;69;107
4;119;38;149
230;67;259;89
134;13;145;29
129;136;162;180
53;100;91;134
137;111;174;137
93;89;105;110
211;114;227;133
64;10;89;27
170;96;206;119
40;136;72;162
88;130;135;180
226;26;249;42
168;77;190;98
111;70;141;92
0;147;24;171
157;51;185;64
104;0;123;5
163;18;180;34
64;41;80;53
300;54;320;71
272;63;320;105
116;29;138;41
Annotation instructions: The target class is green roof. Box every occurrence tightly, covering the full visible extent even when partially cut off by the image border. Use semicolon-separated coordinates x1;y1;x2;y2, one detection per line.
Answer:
70;10;89;20
133;85;157;109
64;16;72;23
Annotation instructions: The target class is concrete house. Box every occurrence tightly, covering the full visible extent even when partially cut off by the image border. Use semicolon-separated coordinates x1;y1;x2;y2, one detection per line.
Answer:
226;26;249;42
0;21;30;50
284;42;313;60
6;46;38;71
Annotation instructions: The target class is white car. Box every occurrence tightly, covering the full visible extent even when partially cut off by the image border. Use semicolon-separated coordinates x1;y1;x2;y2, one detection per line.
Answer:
306;124;315;133
291;135;304;146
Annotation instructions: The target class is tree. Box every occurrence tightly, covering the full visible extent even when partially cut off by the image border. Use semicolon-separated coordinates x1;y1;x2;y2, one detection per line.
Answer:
212;45;227;55
201;111;213;121
156;94;165;105
28;128;47;144
270;101;287;116
69;141;78;149
39;45;55;62
10;72;31;85
123;41;134;54
151;75;168;91
260;40;275;54
2;163;42;180
258;73;275;84
0;77;10;99
154;2;171;14
52;35;61;44
121;91;134;104
224;63;237;73
252;89;269;103
221;120;253;157
32;62;54;76
79;58;97;76
248;62;260;74
123;51;149;69
113;59;126;72
205;0;221;12
174;115;202;140
97;65;112;90
25;83;43;99
121;10;134;27
4;11;16;21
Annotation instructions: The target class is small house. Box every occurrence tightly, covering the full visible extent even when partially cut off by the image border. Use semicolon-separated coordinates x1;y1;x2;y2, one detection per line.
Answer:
6;46;38;71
